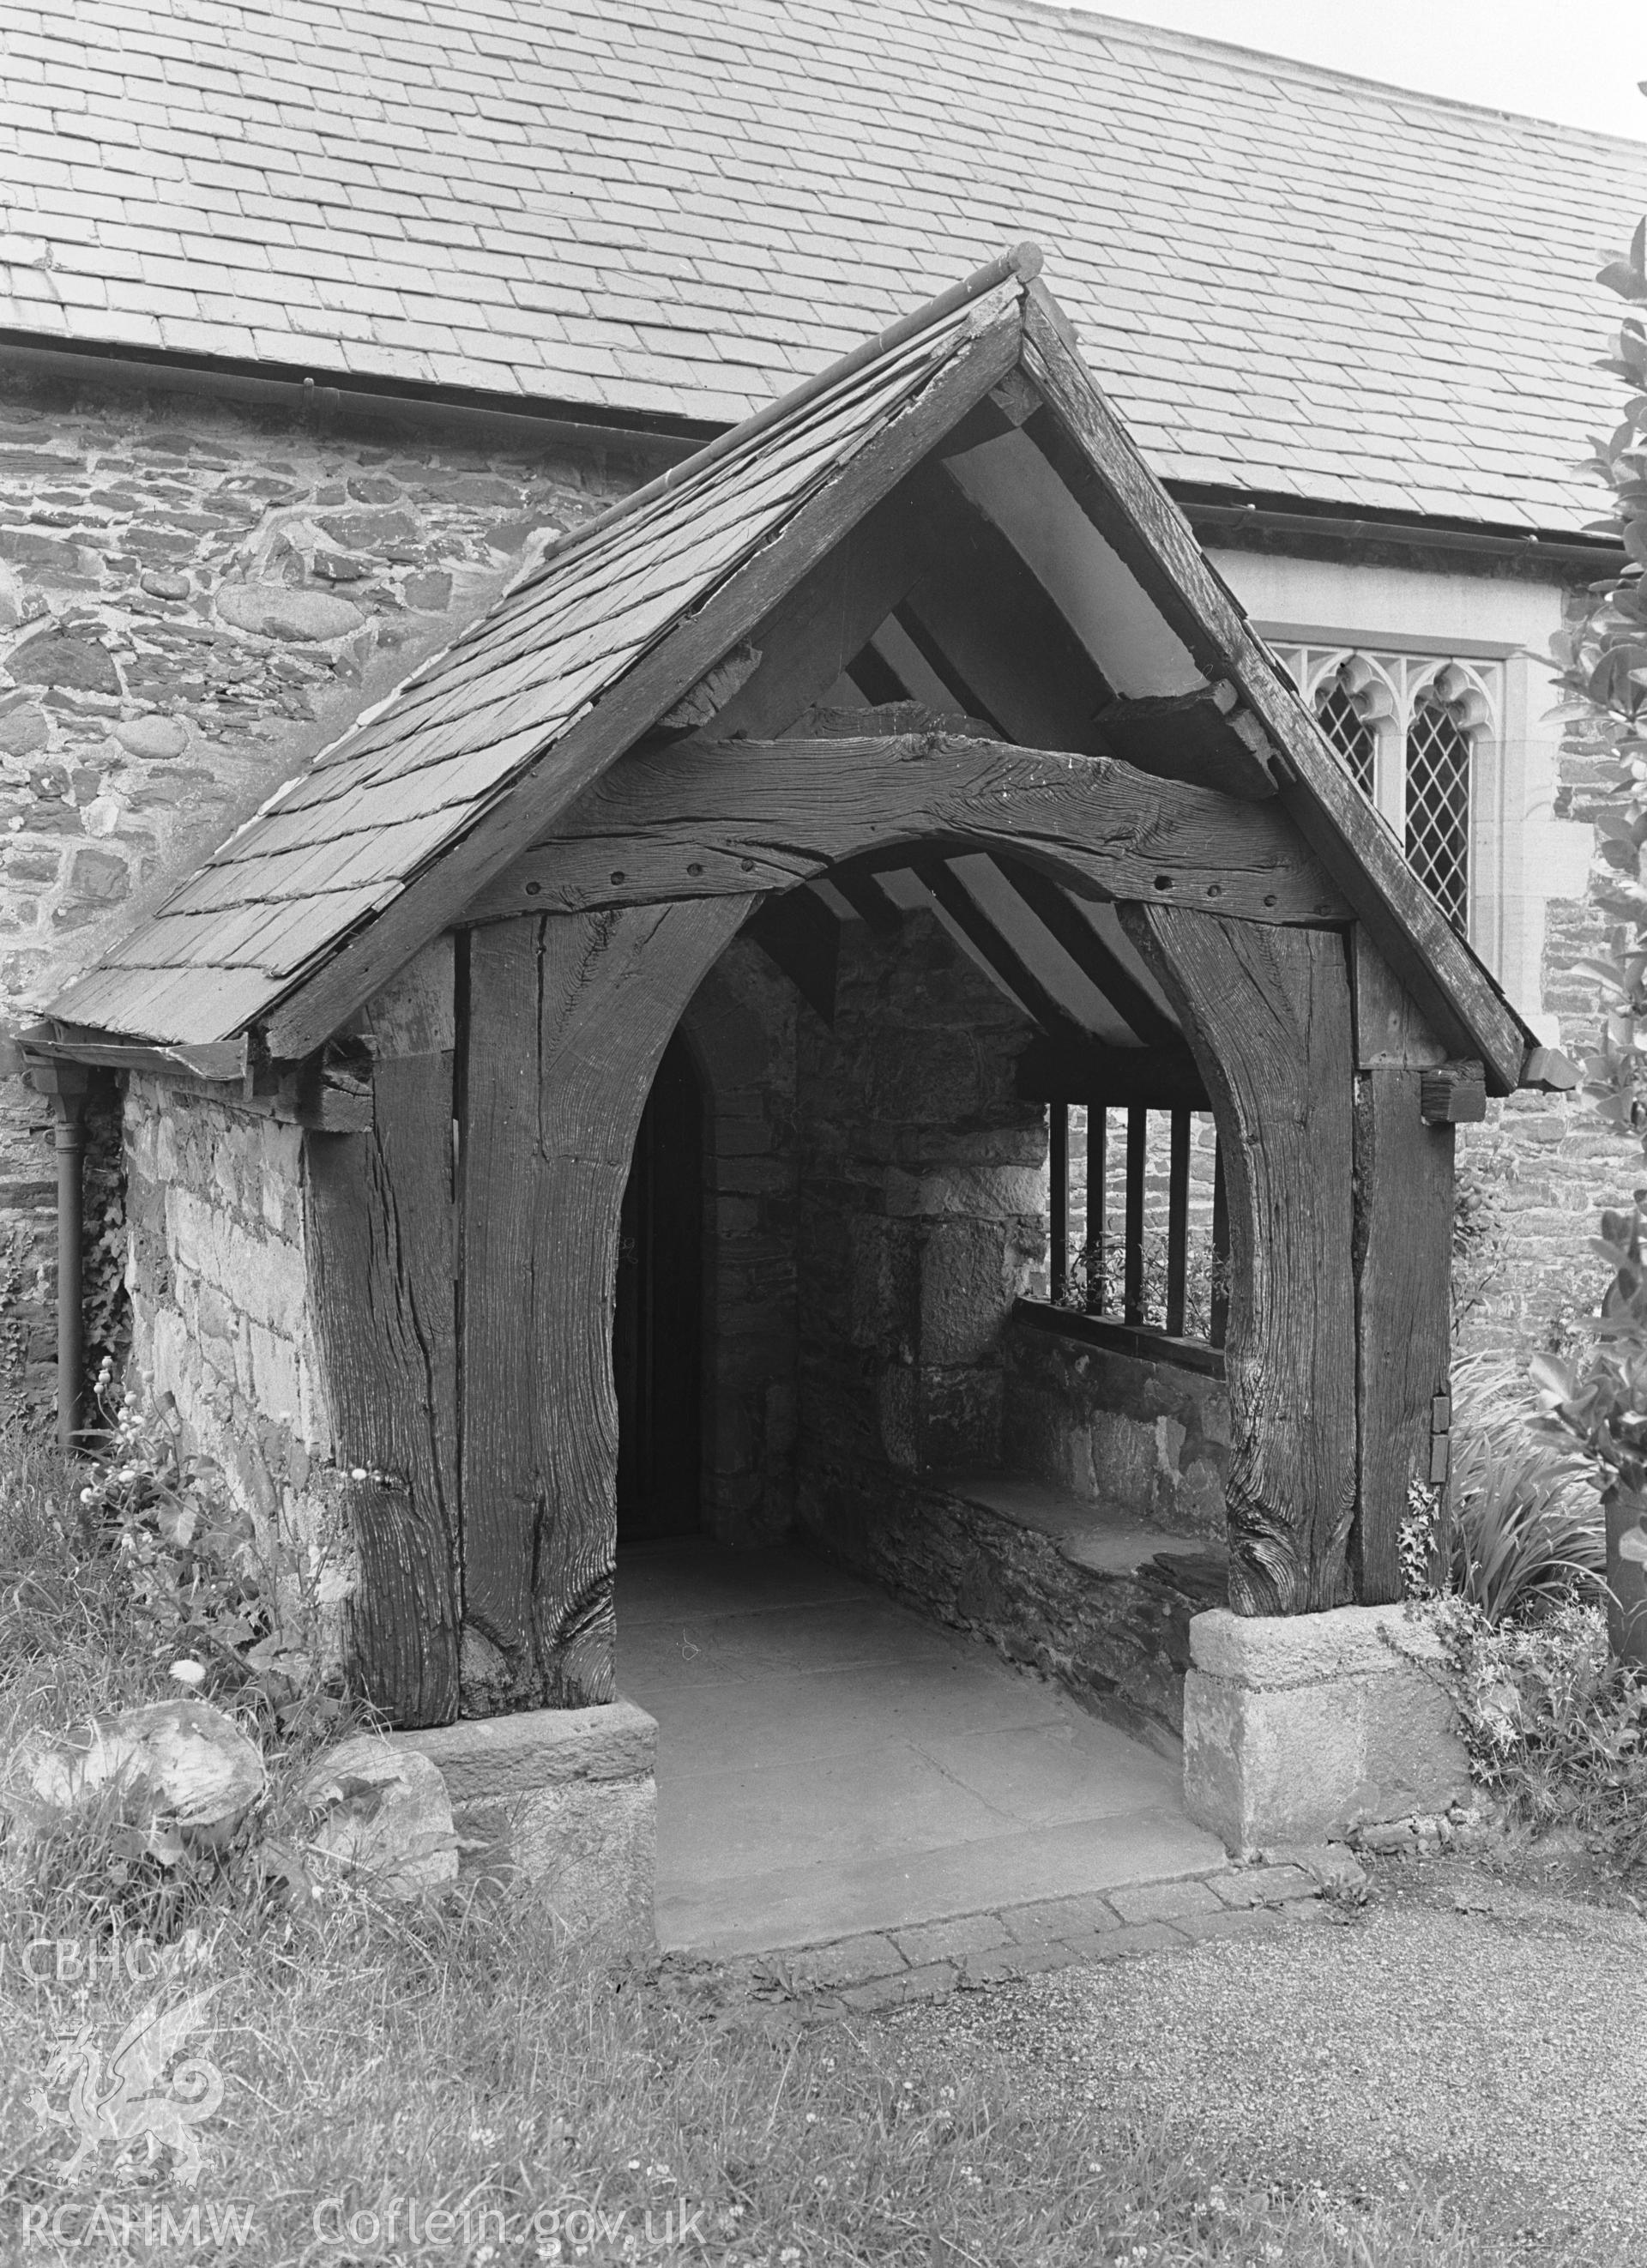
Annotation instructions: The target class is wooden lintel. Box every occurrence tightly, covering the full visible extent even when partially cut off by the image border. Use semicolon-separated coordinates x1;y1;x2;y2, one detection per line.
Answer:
461;733;1348;929
1015;1035;1208;1108
1419;1060;1487;1125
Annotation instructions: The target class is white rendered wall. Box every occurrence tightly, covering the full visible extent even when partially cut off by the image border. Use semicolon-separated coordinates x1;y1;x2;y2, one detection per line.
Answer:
1207;549;1589;1044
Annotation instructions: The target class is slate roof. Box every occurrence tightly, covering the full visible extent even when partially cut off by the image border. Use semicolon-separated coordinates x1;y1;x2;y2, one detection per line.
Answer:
3;0;1647;533
48;269;1023;1046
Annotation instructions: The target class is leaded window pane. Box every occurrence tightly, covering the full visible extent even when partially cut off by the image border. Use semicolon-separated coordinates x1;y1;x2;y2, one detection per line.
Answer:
1315;678;1376;799
1405;691;1471;930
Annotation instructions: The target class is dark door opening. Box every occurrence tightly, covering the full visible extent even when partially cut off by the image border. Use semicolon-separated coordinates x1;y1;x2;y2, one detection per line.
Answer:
615;1031;703;1540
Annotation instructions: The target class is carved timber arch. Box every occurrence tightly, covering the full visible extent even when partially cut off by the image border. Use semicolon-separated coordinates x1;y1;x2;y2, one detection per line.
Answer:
1119;904;1359;1614
456;897;756;1713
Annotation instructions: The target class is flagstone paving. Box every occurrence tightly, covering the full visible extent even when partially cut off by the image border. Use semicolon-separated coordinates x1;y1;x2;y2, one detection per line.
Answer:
617;1541;1331;1969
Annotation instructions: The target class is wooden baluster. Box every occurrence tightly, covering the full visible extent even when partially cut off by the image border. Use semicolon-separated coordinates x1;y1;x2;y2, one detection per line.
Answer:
1166;1106;1191;1336
1085;1107;1107;1312
1124;1103;1147;1326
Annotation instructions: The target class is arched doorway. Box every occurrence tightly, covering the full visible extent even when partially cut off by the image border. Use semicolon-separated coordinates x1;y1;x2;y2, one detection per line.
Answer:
614;1028;704;1540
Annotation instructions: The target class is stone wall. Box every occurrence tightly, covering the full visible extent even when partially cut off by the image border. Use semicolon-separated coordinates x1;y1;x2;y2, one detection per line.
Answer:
124;1074;349;1666
0;360;666;1422
793;908;1045;1505
1003;1318;1230;1540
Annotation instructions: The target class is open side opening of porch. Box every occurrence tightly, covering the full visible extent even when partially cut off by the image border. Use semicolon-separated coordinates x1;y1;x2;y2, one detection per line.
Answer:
27;245;1567;1945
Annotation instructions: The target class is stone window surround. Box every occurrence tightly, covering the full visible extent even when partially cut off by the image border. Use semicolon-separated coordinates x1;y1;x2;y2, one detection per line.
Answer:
1205;546;1595;1048
1272;641;1499;938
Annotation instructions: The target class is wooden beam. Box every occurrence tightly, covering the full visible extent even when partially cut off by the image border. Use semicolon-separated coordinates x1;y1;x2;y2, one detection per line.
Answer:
459;898;753;1710
1350;926;1448;1071
1092;686;1276;802
262;287;1025;1063
1353;1066;1455;1603
1420;1061;1487;1125
744;888;840;1024
991;856;1180;1047
1015;1035;1208;1108
464;733;1348;927
1019;287;1529;1095
915;857;1079;1035
1121;903;1357;1614
305;937;461;1726
706;480;930;738
896;459;1115;750
830;863;904;937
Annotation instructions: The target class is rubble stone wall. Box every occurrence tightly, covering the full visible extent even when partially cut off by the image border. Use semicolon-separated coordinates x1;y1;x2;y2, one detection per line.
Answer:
793;908;1046;1508
0;360;667;1422
123;1072;350;1665
1002;1323;1231;1541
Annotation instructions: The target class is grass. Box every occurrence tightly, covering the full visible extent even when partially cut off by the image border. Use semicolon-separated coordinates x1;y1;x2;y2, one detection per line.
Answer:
0;1438;1624;2266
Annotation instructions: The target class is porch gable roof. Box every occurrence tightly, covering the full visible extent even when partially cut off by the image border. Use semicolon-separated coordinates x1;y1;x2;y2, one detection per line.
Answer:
39;250;1544;1095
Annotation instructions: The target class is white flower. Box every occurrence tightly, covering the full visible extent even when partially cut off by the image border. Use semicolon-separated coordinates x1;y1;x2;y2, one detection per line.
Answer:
349;1466;368;1481
168;1659;206;1687
79;1486;96;1505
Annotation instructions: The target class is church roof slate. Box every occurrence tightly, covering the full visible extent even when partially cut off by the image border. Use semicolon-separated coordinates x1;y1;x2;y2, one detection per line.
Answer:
4;0;1647;532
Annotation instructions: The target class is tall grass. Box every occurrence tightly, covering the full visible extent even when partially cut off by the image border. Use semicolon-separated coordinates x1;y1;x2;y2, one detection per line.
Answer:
0;1443;1617;2265
1446;1354;1605;1624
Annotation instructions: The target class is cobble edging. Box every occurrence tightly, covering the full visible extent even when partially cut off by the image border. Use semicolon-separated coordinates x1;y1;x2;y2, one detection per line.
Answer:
721;1846;1362;2018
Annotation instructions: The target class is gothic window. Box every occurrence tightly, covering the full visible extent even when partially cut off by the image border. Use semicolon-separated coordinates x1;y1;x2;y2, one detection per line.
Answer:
1280;646;1495;943
1312;657;1387;802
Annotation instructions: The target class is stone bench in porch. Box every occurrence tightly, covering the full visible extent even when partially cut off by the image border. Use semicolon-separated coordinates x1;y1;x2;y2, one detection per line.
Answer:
809;1461;1228;1754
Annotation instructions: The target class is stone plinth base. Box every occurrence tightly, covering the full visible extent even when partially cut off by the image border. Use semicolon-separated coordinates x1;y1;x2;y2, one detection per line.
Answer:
1182;1604;1469;1857
391;1700;657;1949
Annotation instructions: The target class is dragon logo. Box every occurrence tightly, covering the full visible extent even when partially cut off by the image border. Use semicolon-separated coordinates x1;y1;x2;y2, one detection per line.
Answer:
28;1994;224;2187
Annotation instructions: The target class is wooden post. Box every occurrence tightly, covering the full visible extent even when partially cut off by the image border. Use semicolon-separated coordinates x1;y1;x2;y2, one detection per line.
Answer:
1349;931;1455;1602
1119;905;1358;1614
459;898;753;1710
306;937;462;1727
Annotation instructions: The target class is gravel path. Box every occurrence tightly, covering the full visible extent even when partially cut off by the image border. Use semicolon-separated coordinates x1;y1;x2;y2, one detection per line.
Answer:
894;1864;1647;2256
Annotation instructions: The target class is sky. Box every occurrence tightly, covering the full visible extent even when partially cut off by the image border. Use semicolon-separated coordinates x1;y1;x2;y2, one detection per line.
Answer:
1065;0;1647;140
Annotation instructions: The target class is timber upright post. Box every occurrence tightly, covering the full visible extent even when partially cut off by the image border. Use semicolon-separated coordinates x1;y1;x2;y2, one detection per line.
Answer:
457;896;756;1715
1118;906;1469;1855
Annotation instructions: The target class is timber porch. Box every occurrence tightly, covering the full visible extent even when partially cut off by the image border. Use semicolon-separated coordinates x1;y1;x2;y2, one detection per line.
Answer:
27;244;1569;1933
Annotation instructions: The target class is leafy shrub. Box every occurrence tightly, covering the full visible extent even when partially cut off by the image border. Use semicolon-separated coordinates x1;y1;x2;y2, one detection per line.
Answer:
1445;1354;1605;1624
1429;1595;1647;1867
68;1388;341;1736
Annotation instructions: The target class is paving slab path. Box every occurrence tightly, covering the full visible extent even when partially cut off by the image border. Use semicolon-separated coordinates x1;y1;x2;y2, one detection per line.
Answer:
618;1540;1226;1956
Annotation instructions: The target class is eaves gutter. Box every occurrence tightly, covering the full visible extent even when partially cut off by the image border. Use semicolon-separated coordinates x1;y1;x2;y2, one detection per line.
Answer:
1174;483;1622;574
0;328;722;459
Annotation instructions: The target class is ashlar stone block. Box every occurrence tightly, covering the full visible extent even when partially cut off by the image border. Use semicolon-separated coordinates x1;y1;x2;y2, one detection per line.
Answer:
391;1699;658;1951
1182;1603;1469;1857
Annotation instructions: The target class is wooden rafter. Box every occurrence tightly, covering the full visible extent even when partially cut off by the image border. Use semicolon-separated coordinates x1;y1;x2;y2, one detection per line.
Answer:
989;857;1180;1047
914;858;1080;1038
